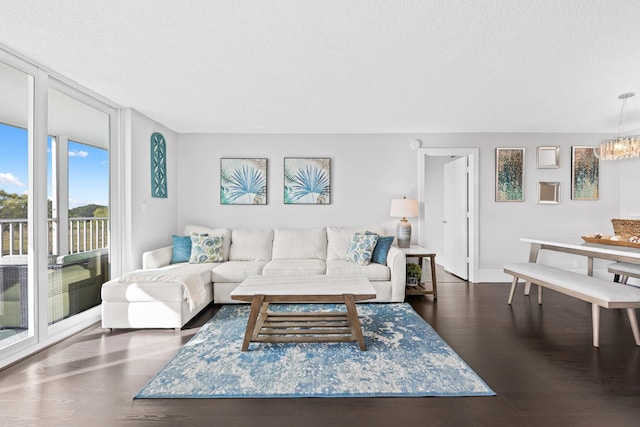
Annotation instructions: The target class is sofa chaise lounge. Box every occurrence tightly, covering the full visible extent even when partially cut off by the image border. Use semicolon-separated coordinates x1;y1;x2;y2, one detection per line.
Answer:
101;225;406;330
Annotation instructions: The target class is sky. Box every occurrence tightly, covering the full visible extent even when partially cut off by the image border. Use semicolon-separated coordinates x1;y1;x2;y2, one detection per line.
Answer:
0;122;109;209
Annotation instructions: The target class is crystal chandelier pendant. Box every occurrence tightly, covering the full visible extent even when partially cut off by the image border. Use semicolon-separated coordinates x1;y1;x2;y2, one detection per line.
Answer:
595;136;640;160
595;92;640;160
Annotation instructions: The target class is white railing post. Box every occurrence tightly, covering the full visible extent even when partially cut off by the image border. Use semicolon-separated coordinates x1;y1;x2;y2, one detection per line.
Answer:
19;222;24;254
75;220;80;253
9;222;14;254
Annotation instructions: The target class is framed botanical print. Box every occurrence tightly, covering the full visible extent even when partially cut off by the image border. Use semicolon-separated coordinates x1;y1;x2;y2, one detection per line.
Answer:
284;157;331;204
495;148;524;202
220;158;268;205
571;146;598;200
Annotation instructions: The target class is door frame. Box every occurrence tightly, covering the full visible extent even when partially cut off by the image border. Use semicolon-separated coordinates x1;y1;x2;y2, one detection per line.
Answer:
417;147;479;283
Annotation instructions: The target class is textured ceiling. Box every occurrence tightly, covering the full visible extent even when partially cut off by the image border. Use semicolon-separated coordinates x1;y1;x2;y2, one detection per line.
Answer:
1;0;640;134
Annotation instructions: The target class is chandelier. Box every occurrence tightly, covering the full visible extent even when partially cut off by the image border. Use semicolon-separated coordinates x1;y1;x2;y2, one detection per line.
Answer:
594;92;640;160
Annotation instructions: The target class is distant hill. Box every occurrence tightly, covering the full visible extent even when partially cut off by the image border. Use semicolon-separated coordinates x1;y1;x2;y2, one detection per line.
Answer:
69;204;107;218
0;189;107;219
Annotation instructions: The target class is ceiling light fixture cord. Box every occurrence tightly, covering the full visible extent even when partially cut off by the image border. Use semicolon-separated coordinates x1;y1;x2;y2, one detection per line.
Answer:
618;92;632;134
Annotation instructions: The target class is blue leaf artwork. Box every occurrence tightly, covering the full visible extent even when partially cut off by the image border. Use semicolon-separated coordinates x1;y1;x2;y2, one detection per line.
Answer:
220;158;268;205
284;158;331;204
151;132;167;198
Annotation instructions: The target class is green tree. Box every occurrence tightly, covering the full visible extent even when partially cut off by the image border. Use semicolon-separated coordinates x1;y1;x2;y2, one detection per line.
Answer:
0;189;105;219
69;204;106;218
0;189;28;219
93;206;108;218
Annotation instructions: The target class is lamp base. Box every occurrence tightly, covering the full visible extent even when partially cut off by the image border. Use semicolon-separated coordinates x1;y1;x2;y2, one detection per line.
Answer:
396;219;412;248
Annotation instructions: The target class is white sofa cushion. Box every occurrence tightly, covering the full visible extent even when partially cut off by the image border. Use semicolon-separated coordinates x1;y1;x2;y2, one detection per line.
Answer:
229;229;274;261
212;260;268;283
184;225;232;261
161;262;216;283
272;228;327;260
263;259;327;276
102;262;215;302
326;226;384;260
325;259;391;281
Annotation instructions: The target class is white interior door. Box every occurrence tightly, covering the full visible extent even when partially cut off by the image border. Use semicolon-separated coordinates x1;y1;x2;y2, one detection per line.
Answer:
443;156;468;279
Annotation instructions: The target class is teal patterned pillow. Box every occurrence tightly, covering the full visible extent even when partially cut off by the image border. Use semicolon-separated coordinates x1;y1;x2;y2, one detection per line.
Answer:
345;233;379;266
189;233;224;263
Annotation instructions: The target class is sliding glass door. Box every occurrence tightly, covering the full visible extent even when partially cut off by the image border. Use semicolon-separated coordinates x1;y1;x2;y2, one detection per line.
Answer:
0;61;34;350
0;49;118;366
47;88;110;326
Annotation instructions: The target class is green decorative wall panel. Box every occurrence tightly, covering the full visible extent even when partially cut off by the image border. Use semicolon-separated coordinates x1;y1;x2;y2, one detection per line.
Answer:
151;132;167;198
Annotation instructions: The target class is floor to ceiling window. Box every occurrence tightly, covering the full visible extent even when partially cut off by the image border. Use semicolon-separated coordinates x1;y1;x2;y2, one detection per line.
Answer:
0;48;119;366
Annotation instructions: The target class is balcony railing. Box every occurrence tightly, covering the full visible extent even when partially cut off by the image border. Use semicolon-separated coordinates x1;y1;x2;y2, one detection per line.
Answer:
1;217;109;256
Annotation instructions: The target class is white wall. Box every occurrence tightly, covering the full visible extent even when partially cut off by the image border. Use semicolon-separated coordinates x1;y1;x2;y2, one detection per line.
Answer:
176;134;417;233
172;132;624;282
124;109;179;270
620;158;640;219
415;134;623;281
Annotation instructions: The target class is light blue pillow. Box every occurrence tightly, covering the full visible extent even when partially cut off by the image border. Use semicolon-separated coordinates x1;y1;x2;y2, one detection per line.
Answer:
171;235;192;264
345;233;379;266
189;233;224;263
366;231;394;265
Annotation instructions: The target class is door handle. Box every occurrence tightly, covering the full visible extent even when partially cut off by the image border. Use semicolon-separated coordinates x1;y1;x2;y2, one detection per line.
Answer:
442;220;447;224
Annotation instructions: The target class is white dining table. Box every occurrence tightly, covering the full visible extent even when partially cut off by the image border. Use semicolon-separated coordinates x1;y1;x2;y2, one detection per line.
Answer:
520;236;640;294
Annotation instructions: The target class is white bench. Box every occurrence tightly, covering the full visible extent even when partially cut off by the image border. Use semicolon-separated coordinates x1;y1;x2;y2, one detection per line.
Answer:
504;262;640;347
608;262;640;285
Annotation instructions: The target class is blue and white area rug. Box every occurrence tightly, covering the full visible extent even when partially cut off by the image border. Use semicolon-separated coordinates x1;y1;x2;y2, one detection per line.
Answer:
135;303;495;398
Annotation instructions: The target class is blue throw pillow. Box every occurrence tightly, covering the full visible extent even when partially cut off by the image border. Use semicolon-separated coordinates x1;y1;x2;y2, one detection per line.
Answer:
171;235;192;264
366;231;394;265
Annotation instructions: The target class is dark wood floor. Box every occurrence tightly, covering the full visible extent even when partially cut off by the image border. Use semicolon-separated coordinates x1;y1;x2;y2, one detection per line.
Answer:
1;275;640;426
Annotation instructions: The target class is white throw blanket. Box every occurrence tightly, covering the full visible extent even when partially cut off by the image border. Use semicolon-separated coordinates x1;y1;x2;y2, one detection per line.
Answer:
118;269;207;312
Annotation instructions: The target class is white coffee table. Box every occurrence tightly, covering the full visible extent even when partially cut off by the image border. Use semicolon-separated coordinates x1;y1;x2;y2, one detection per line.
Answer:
230;275;376;351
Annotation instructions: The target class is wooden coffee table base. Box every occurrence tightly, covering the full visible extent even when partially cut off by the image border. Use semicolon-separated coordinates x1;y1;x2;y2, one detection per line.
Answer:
240;294;368;351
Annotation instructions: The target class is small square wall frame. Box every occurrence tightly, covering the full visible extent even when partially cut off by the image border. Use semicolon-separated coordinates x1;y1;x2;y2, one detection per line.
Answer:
537;146;560;168
538;182;559;204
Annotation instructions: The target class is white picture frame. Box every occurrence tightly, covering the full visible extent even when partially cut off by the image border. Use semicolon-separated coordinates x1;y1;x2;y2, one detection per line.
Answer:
537;146;560;169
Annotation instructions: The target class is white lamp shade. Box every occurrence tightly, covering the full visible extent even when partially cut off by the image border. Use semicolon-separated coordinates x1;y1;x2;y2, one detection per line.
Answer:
390;198;419;218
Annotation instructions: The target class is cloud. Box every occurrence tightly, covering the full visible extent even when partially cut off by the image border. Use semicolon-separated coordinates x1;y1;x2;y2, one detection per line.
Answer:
0;172;25;187
69;150;89;158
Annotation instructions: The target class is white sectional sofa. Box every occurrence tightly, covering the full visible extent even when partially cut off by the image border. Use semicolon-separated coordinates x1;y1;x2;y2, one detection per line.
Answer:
101;225;406;330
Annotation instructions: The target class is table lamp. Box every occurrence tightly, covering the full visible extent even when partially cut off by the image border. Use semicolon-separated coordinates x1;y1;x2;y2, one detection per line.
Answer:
390;197;419;248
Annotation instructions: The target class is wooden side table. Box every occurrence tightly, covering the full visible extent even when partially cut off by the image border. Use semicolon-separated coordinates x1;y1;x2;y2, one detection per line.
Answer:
401;245;438;299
